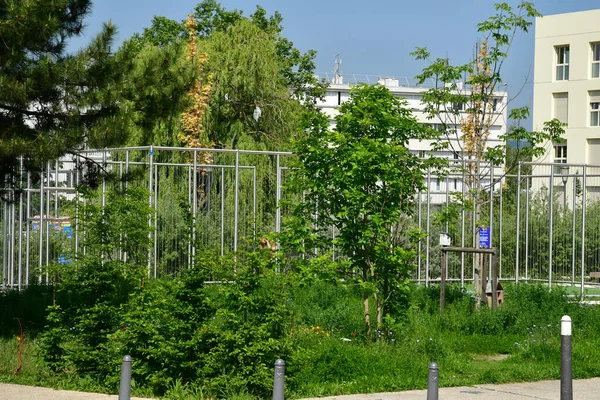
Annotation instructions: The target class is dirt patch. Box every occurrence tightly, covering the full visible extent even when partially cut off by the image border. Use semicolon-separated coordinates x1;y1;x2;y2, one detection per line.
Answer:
472;354;510;361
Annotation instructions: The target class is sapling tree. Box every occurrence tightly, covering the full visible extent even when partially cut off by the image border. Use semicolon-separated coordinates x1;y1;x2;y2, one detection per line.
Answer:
285;84;441;336
411;1;564;305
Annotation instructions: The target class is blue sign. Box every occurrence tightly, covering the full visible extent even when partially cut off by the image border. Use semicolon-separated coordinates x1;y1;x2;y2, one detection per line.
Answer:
479;227;490;248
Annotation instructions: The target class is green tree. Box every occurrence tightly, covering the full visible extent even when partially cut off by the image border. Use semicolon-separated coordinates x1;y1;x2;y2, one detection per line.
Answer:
0;0;124;190
284;84;440;336
411;1;564;305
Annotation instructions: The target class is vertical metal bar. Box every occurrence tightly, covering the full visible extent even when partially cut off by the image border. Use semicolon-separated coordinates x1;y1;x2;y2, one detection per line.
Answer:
580;167;587;297
571;172;576;286
440;250;446;314
516;163;521;284
38;166;44;284
445;174;449;280
45;164;51;282
488;163;494;289
26;171;31;284
426;168;431;287
220;167;225;256
10;194;15;287
2;201;7;290
233;150;239;253
461;166;466;288
147;146;154;278
275;154;281;234
417;189;422;284
192;151;197;260
253;166;257;241
499;178;503;279
549;167;554;289
187;164;191;267
18;156;23;290
154;159;158;278
525;172;530;282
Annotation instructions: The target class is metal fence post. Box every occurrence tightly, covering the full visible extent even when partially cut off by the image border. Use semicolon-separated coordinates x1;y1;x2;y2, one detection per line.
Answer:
427;362;438;400
561;316;572;400
118;355;132;400
273;358;285;400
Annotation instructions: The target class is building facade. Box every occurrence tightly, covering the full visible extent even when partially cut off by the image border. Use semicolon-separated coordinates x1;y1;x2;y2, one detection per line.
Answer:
314;73;508;203
533;9;600;199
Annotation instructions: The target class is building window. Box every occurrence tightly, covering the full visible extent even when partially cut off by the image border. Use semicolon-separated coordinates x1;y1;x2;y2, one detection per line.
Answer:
418;150;426;158
435;178;440;191
452;102;464;111
453;179;458;190
592;43;600;78
592;103;600;127
337;91;342;106
554;144;567;173
492;98;499;111
552;93;568;125
555;45;570;81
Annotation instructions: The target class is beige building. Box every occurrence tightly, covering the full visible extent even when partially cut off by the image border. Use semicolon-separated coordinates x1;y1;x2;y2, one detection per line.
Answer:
533;9;600;198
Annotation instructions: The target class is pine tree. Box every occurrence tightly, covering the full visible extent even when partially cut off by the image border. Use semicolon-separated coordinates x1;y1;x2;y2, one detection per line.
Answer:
0;0;121;190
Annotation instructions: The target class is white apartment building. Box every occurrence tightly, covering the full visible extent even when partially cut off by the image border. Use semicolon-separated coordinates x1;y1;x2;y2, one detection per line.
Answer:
314;72;508;203
533;9;600;199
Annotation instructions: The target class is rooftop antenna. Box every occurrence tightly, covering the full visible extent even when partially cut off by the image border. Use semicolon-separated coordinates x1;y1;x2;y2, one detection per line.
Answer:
333;54;343;84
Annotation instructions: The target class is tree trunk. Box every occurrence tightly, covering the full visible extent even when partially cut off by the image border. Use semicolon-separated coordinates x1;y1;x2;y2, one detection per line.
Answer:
363;290;371;337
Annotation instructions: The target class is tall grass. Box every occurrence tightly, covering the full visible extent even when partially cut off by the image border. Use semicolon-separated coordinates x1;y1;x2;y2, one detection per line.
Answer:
2;281;600;399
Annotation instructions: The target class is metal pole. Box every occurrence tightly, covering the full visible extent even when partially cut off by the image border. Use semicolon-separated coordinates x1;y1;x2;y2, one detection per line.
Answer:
18;156;23;290
273;359;285;400
118;355;132;400
26;171;31;284
154;160;158;278
549;168;554;289
221;167;225;256
417;189;422;284
461;166;466;288
560;316;572;400
489;163;494;292
233;150;239;253
45;164;50;282
571;172;576;286
440;250;446;314
525;174;530;283
426;169;431;287
499;180;503;280
253;167;257;242
580;167;587;297
516;164;521;284
427;362;439;400
275;154;281;234
148;146;154;278
38;166;44;284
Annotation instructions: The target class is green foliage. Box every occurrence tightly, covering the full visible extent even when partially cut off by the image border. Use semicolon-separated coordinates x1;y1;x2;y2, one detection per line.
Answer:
0;0;125;190
284;84;440;333
38;187;152;383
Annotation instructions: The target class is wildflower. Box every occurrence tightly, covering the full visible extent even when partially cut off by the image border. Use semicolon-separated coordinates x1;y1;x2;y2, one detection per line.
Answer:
429;337;433;341
16;336;21;342
417;339;420;343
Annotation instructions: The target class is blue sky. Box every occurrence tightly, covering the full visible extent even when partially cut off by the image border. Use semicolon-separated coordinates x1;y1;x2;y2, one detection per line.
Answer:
71;0;600;129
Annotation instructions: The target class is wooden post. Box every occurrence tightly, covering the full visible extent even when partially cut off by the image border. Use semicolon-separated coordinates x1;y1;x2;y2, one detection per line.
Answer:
481;254;487;307
491;254;499;310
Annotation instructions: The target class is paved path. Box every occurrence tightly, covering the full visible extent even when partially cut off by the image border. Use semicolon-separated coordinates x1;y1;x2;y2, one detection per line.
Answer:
300;377;600;400
1;377;599;399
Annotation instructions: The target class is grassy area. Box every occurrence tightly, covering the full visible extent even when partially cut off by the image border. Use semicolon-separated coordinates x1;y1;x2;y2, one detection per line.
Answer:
1;282;600;399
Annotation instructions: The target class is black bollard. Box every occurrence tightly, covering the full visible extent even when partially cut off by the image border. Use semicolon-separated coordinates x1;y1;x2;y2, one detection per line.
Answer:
273;359;285;400
118;355;132;400
427;362;438;400
561;316;572;400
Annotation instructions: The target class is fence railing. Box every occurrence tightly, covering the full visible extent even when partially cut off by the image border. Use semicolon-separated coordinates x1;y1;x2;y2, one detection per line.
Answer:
2;147;600;295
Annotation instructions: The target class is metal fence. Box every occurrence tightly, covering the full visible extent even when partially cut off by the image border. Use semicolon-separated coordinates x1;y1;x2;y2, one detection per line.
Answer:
2;147;600;295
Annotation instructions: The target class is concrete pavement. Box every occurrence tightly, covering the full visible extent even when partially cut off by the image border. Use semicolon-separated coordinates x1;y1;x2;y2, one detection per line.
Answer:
300;377;600;400
1;377;599;399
